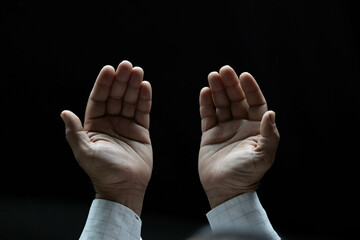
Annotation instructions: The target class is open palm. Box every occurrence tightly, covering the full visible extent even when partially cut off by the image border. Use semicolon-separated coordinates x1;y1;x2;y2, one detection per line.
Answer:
199;66;279;208
61;61;152;215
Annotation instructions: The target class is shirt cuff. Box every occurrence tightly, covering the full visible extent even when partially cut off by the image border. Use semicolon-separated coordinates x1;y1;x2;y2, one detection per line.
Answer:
79;199;142;240
206;192;280;240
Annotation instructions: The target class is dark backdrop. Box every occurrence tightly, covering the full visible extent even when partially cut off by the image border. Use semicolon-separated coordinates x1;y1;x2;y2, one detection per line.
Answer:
1;1;359;239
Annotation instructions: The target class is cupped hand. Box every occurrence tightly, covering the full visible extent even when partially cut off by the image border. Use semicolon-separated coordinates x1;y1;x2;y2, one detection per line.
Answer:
198;66;280;209
61;61;152;215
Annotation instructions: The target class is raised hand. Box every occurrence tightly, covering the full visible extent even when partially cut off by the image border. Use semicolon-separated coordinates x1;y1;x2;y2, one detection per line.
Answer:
61;61;152;216
198;66;280;209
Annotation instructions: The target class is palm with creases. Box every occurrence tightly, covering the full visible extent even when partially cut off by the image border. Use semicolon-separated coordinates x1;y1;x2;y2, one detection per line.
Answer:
61;61;152;215
198;66;280;208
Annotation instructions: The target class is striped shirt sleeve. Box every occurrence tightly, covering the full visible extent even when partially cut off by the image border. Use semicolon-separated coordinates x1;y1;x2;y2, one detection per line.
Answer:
79;199;142;240
206;192;280;239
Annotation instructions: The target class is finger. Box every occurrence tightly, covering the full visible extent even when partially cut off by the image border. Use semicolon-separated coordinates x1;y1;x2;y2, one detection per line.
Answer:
85;65;115;120
106;60;133;115
219;66;249;119
120;67;144;118
208;71;231;122
256;111;280;163
135;81;152;129
60;110;90;159
239;72;268;121
199;87;217;132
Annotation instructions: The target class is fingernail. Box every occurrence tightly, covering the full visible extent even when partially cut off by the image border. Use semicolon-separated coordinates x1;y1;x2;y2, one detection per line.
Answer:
269;112;276;124
60;112;66;124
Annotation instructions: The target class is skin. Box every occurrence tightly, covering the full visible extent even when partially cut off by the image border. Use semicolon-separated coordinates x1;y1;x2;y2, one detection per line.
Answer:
61;60;152;216
61;61;280;216
198;66;280;208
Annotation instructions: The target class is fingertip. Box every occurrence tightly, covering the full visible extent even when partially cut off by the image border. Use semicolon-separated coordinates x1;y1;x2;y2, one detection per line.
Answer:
60;110;68;123
101;65;116;75
199;87;212;105
261;110;280;140
60;110;67;117
132;66;144;73
139;81;152;99
97;65;116;85
219;65;239;85
60;109;76;120
121;60;133;66
141;80;151;87
61;110;83;132
219;65;233;74
208;71;219;80
268;110;276;124
117;60;133;71
239;72;259;93
200;86;211;94
131;66;144;79
207;72;223;91
239;72;254;84
262;110;276;124
239;71;253;78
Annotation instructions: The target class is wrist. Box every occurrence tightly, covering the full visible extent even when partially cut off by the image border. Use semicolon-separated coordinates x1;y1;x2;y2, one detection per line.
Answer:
205;188;255;209
206;191;237;209
94;186;146;216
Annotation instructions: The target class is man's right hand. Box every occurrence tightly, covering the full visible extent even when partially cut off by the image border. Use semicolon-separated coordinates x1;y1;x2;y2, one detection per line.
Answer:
61;60;153;216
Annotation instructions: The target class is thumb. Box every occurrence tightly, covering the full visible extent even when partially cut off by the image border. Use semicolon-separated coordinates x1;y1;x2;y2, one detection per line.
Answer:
60;110;90;158
60;110;83;133
257;111;280;160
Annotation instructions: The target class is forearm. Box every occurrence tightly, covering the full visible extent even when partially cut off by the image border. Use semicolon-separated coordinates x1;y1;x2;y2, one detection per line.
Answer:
206;192;280;239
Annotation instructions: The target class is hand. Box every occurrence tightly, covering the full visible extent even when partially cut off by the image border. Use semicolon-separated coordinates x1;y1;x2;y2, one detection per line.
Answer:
61;61;152;216
198;66;280;209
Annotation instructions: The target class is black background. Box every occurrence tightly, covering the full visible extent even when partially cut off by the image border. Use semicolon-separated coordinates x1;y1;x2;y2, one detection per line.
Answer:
1;1;359;239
